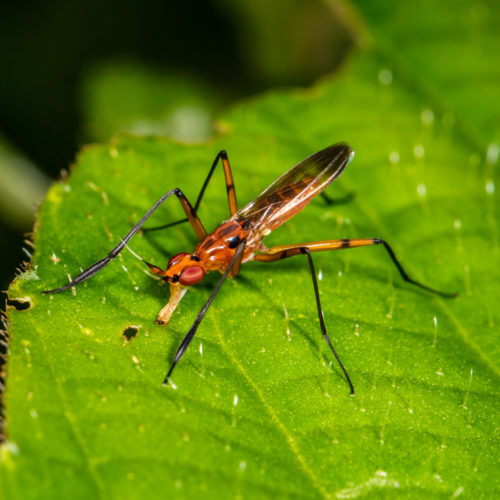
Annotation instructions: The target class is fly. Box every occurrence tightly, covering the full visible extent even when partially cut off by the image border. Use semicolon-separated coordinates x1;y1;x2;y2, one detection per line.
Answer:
43;143;457;394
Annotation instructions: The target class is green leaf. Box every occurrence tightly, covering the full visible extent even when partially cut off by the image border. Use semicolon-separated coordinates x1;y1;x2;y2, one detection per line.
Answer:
3;1;500;498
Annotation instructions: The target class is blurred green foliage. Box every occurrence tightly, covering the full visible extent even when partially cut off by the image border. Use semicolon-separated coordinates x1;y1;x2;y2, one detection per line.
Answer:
0;136;50;230
216;0;354;85
80;62;220;142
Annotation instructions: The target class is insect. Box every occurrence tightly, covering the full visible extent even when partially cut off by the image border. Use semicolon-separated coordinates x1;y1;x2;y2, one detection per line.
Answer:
43;143;456;394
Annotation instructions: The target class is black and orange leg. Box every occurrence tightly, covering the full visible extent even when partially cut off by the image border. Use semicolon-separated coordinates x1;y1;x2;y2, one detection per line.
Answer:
144;150;239;232
256;238;457;298
229;240;247;278
256;244;355;394
163;238;247;386
43;188;207;294
255;238;457;394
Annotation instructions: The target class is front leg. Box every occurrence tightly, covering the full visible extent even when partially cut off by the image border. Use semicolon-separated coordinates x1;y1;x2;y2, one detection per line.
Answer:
43;188;207;294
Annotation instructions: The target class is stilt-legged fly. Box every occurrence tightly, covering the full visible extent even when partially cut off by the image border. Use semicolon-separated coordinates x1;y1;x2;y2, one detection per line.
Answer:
43;143;456;394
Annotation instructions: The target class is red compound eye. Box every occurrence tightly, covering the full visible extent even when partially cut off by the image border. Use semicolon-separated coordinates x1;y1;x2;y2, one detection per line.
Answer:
168;252;190;268
179;266;205;286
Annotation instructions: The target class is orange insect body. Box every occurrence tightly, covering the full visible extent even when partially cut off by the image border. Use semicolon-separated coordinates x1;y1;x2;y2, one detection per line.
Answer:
195;220;250;271
149;146;353;324
44;143;455;392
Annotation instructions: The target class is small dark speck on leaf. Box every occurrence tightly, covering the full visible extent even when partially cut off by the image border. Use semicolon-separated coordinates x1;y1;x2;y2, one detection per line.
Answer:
122;326;139;342
7;299;31;311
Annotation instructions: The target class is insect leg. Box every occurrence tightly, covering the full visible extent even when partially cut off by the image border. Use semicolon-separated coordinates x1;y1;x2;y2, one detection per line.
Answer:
43;188;207;294
256;245;355;394
144;150;239;232
163;239;247;386
256;238;457;297
229;239;246;278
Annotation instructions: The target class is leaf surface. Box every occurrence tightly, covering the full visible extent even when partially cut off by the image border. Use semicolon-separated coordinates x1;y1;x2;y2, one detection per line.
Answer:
2;1;500;498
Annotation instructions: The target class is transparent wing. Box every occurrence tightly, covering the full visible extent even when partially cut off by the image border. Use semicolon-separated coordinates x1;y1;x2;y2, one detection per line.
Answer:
232;143;354;236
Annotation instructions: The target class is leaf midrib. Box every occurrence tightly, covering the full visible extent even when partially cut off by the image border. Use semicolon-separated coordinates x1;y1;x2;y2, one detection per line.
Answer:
212;316;331;499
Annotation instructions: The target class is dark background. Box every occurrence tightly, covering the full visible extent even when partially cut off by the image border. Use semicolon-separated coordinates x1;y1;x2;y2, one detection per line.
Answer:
0;0;353;305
